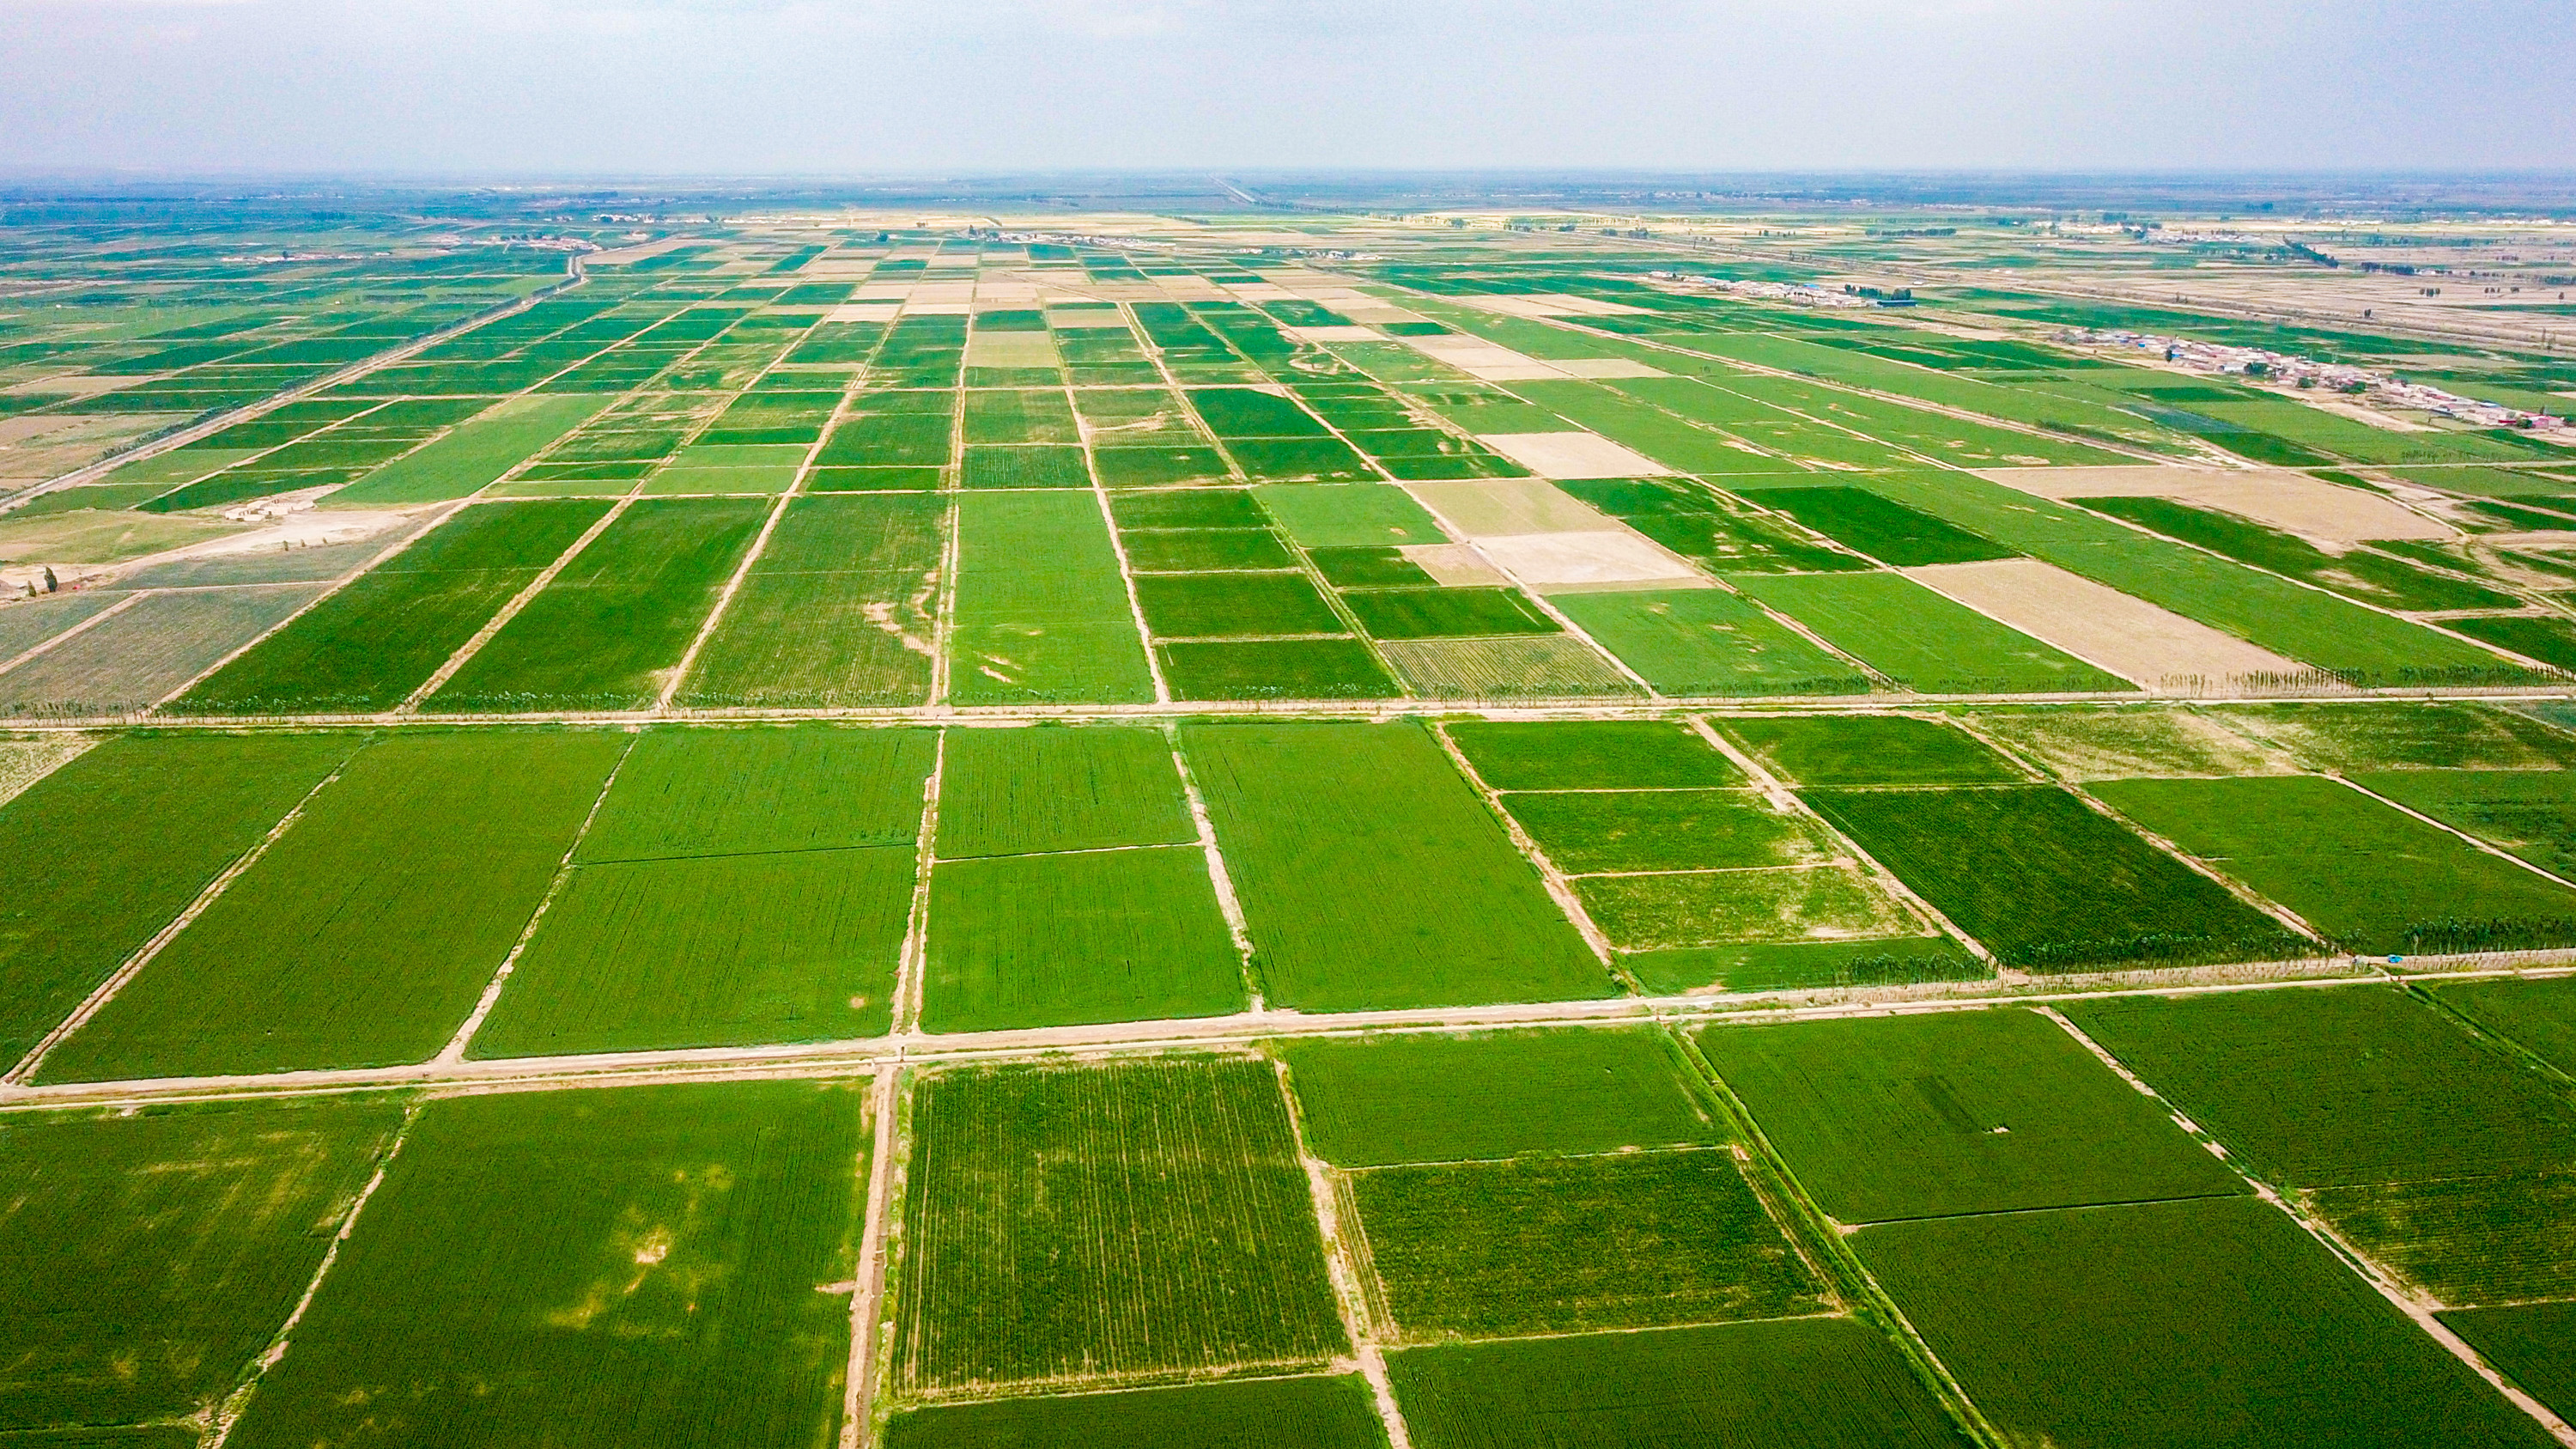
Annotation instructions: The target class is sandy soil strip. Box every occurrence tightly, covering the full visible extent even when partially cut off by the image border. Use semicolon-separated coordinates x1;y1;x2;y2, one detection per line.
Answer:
1473;432;1673;480
1167;725;1263;1010
1475;530;1710;590
1404;478;1619;536
1980;466;2454;544
841;1069;903;1449
1905;558;2305;693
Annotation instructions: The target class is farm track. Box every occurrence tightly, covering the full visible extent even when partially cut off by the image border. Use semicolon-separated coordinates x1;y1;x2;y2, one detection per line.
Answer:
9;951;2572;1115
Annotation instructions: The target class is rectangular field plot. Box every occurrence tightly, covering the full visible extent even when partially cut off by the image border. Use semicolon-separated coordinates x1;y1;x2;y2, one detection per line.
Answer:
1962;703;2288;782
1701;1008;2240;1224
2202;702;2576;772
226;1081;867;1449
1719;712;2025;786
327;393;611;506
1181;721;1614;1011
469;845;913;1056
1550;588;1870;697
1279;1027;1719;1167
2359;770;2576;886
1160;637;1401;701
1376;636;1641;700
1855;1197;2554;1449
1352;1149;1827;1339
1254;482;1448;547
1504;788;1834;874
934;724;1193;858
175;499;611;714
0;585;325;718
39;731;625;1082
2065;985;2576;1304
1386;1318;1971;1449
0;1097;401;1436
1737;485;2016;567
1134;572;1343;638
0;733;355;1068
886;1374;1389;1449
577;724;934;861
675;493;944;708
946;491;1154;705
920;846;1245;1033
1446;718;1742;789
894;1058;1346;1397
426;497;769;712
1805;785;2309;970
1731;571;2129;694
2089;775;2576;955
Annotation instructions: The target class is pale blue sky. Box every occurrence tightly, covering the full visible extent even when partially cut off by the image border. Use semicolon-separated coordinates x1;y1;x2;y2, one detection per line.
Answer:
3;0;2568;175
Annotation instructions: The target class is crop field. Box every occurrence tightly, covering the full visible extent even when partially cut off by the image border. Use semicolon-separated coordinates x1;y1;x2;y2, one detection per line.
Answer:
14;209;2576;1449
175;499;610;714
1855;1197;2555;1449
893;1059;1346;1397
1352;1148;1827;1338
426;498;769;712
0;1096;402;1437
1701;1008;2241;1223
1385;1318;1971;1449
1805;784;2311;968
226;1081;868;1449
886;1374;1390;1449
38;730;626;1081
1279;1026;1718;1166
1181;721;1612;1010
0;732;356;1065
2091;775;2576;954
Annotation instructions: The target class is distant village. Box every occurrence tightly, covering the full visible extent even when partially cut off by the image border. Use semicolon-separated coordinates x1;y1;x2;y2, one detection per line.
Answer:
2058;327;2568;433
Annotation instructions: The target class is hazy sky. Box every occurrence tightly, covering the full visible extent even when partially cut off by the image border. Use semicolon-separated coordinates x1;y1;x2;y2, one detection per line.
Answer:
5;0;2570;176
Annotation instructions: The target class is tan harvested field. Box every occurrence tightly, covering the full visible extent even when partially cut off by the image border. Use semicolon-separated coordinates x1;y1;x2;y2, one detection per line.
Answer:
1551;358;1670;379
1477;529;1710;591
829;303;902;323
1400;542;1510;585
1982;466;2455;543
1404;477;1617;535
1284;325;1381;344
1473;432;1672;480
963;333;1059;368
1402;336;1566;381
1905;557;2309;691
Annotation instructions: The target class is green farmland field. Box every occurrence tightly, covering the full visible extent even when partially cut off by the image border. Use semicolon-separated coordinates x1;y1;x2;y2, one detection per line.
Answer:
1445;718;1742;789
41;731;625;1081
886;1374;1389;1449
1700;1008;2241;1222
1353;1149;1827;1338
935;724;1194;858
174;498;611;715
677;493;945;708
1730;571;2128;694
1736;485;2015;567
1386;1318;1971;1449
577;723;934;861
470;845;914;1055
0;1098;401;1435
2205;702;2576;772
1279;1027;1717;1166
426;497;769;712
0;733;355;1067
920;846;1244;1032
1717;712;2022;786
894;1058;1346;1397
1856;1196;2554;1449
227;1081;867;1449
2359;769;2576;883
327;393;611;507
2063;987;2576;1187
2437;974;2576;1075
2090;775;2576;955
1503;788;1831;873
947;491;1154;705
2441;1302;2576;1423
1805;785;2308;968
1182;721;1613;1011
1550;588;1869;697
